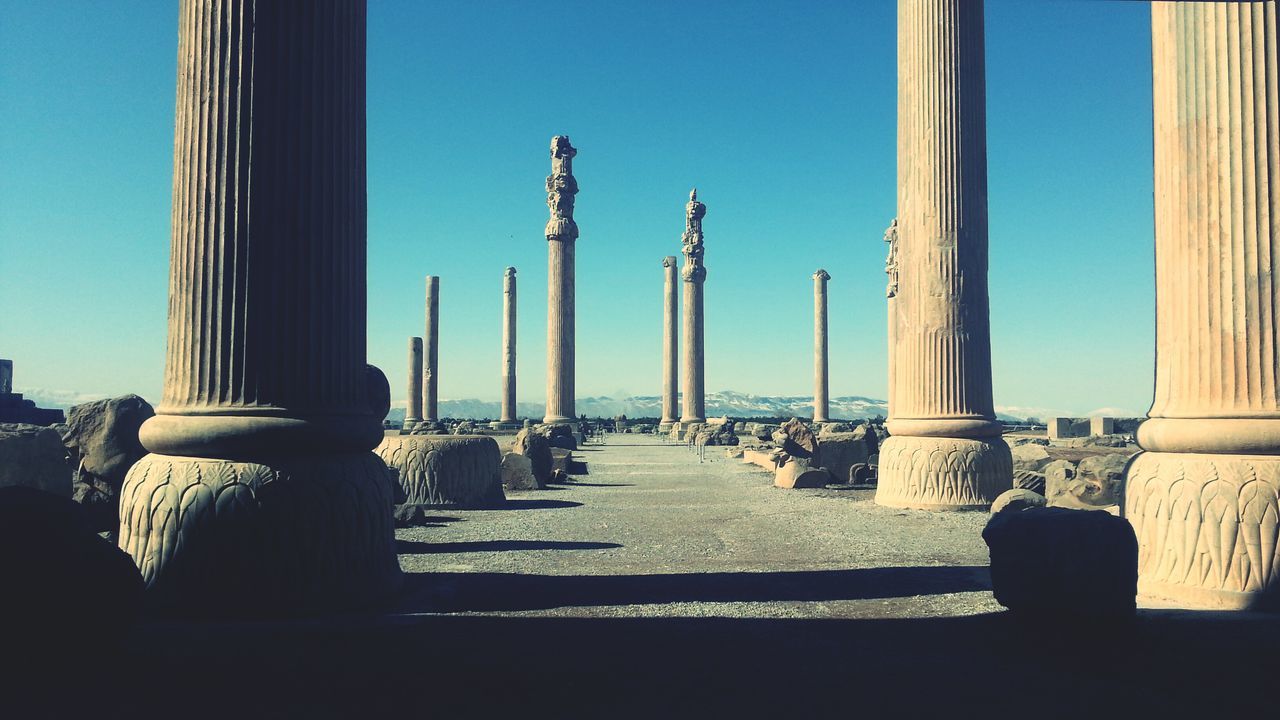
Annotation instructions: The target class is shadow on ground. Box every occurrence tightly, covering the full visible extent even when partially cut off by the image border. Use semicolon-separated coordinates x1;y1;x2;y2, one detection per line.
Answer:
33;603;1279;717
395;539;622;555
395;565;991;612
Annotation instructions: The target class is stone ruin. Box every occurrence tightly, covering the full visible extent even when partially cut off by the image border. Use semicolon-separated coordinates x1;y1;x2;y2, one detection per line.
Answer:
0;360;65;426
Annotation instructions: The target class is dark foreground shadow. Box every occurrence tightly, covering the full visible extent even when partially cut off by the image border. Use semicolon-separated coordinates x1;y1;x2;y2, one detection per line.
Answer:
396;540;621;555
486;498;584;510
394;566;991;613
33;606;1280;718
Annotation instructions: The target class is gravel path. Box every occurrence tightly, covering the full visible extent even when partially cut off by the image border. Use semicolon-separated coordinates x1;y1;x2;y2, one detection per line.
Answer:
395;434;1003;618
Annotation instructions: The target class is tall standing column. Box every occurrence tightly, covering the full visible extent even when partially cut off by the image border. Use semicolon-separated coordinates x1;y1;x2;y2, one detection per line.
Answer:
813;269;831;423
500;267;518;425
680;189;707;426
423;275;439;423
1124;2;1279;610
544;136;579;424
406;337;424;430
119;0;401;611
659;256;680;432
877;0;1011;510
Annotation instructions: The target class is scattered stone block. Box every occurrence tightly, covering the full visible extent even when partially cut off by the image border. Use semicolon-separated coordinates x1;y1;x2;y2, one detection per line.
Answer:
724;447;745;459
501;452;540;491
375;434;504;508
512;428;553;486
0;423;72;497
1010;443;1052;473
816;432;872;485
1050;453;1128;509
0;486;144;655
1013;470;1046;496
990;488;1048;513
773;418;819;461
61;395;154;532
774;458;829;489
982;506;1138;618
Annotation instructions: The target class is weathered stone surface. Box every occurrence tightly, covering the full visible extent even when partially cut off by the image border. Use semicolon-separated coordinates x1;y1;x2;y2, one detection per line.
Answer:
62;395;154;512
393;503;432;528
812;269;831;423
1051;453;1127;509
550;447;572;474
1010;443;1052;474
501;452;540;491
743;448;782;471
724;447;745;459
512;428;554;486
816;432;872;485
534;423;577;451
500;267;518;424
703;421;738;446
774;458;829;489
375;435;504;508
0;486;144;655
774;418;819;461
1013;470;1046;496
0;423;71;497
1042;459;1077;501
982;506;1137;617
849;463;875;484
990;489;1048;514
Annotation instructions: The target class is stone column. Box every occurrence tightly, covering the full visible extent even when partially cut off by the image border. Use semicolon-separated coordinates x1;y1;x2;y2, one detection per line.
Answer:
544;136;579;425
1124;2;1279;610
813;269;831;423
500;266;518;426
877;0;1011;510
119;0;401;611
423;275;440;423
405;336;423;430
659;256;680;433
680;189;707;426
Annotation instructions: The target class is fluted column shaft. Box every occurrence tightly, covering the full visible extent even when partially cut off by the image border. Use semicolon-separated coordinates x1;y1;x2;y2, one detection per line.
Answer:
813;270;831;423
1125;2;1280;609
877;0;1010;510
424;276;439;422
501;267;517;423
406;337;423;426
681;278;705;423
139;0;381;457
661;256;679;428
121;0;400;611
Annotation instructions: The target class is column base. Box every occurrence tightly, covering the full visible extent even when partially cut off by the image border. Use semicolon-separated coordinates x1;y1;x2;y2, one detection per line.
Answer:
118;451;403;615
489;421;521;431
658;421;675;434
1124;451;1280;610
875;435;1012;510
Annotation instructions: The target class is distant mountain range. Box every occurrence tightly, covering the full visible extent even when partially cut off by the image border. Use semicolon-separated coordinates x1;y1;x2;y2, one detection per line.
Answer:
22;387;1037;422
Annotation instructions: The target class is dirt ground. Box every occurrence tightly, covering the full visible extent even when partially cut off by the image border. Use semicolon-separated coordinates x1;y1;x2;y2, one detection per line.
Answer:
18;435;1279;718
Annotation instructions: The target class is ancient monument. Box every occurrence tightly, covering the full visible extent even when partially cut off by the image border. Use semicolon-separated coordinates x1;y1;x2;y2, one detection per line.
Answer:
544;136;578;425
424;275;440;423
680;189;708;427
1124;1;1280;609
0;360;64;425
877;0;1011;510
659;256;680;433
495;266;519;429
117;0;401;611
812;269;831;423
405;337;424;430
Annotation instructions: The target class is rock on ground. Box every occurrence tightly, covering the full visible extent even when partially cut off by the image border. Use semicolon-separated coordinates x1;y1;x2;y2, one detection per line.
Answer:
376;434;505;507
512;428;554;486
773;418;818;462
982;506;1137;618
1010;443;1052;473
62;394;154;532
0;423;72;497
501;452;541;491
774;458;829;489
990;488;1048;513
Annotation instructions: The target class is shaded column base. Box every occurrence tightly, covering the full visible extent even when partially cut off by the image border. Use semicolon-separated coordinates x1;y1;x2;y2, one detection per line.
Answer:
875;435;1012;510
658;421;676;434
1124;451;1280;610
118;451;403;615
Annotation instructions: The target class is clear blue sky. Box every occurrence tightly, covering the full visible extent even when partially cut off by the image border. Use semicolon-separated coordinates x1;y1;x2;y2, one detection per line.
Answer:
0;0;1155;418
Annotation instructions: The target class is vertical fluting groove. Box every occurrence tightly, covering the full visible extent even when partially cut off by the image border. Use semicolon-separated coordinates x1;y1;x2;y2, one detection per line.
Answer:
889;0;995;425
159;0;369;420
1150;2;1279;421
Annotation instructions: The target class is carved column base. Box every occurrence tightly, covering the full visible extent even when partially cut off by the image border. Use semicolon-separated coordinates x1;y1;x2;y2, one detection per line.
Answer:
875;435;1012;510
1124;451;1280;610
118;452;402;614
658;422;675;434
